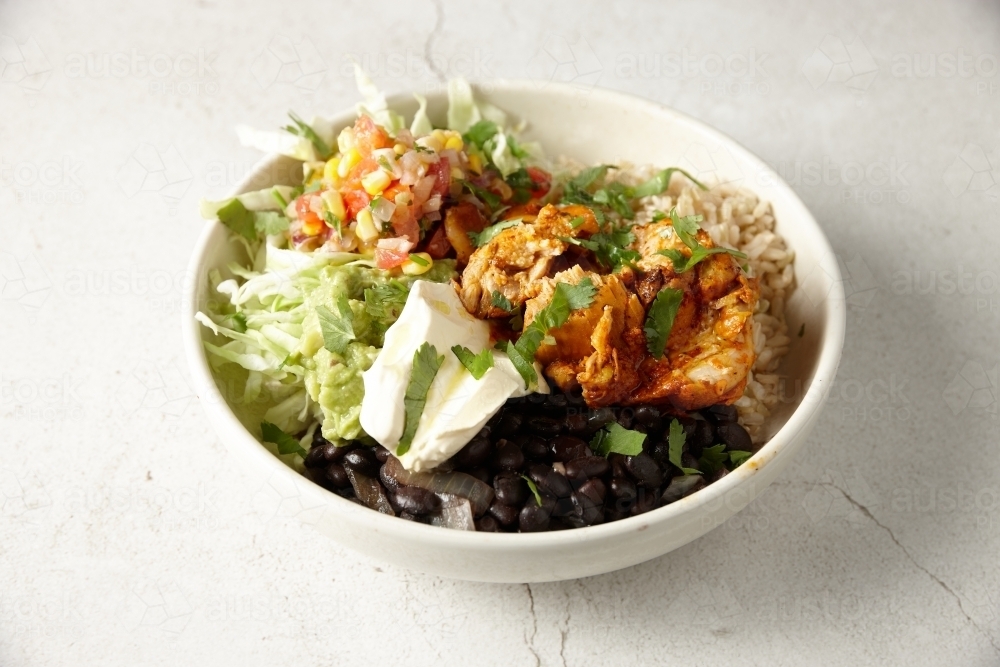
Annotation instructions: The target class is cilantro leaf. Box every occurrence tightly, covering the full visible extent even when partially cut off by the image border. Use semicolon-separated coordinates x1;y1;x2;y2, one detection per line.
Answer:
260;421;307;459
569;164;614;191
228;312;247;333
593;182;635;219
658;207;747;273
451;345;494;380
491;290;515;313
397;343;445;456
498;339;537;387
271;188;289;208
505;168;534;204
590;422;646;457
561;228;640;273
729;450;753;467
462;120;498;149
469;219;521;247
316;295;355;355
633;167;706;198
562;277;596;310
698;444;729;476
364;280;410;324
521;475;543;506
217;198;290;240
667;419;701;475
644;288;684;358
282;111;331;159
462;181;502;209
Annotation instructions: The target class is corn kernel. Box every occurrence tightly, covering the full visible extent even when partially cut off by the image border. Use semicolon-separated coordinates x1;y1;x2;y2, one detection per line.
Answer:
338;148;361;178
450;167;464;181
468;153;482;175
320;189;346;220
393;143;406;155
323;157;341;183
355;209;379;242
337;127;356;153
302;217;325;237
401;253;434;276
361;169;391;195
444;135;464;151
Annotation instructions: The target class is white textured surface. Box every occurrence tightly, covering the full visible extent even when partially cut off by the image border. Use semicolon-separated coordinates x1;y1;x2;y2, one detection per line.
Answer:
1;1;999;664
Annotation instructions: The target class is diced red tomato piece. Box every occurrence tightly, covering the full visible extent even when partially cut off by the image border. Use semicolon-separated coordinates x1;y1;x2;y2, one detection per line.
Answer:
426;159;451;198
294;195;322;227
354;115;392;154
341;189;371;219
375;248;409;269
526;166;552;198
423;224;452;259
390;203;420;243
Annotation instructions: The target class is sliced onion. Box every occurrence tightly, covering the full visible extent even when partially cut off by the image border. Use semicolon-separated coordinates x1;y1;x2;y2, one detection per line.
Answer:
383;457;494;516
376;237;414;253
371;196;396;223
413;175;435;207
429;494;474;531
345;468;395;516
422;194;442;213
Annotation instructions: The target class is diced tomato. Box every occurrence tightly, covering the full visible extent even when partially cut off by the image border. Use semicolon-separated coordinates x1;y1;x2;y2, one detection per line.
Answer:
354;115;392;154
390;203;420;243
293;195;322;228
341;189;371;219
374;248;409;269
380;182;410;204
526;166;552;198
426;159;451;198
423;224;452;259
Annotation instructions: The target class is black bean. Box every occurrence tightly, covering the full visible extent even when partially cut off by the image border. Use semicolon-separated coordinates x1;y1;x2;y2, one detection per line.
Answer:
717;422;753;452
526;416;564;437
515;434;549;462
704;404;739;424
519;498;553;532
681;452;700;473
608;453;628;479
488;501;520;526
452;436;492;468
625;453;663;488
675;415;698;438
633;405;663;431
568;490;603;526
650;441;672;469
690;419;716;455
541;470;573;499
394;486;441;515
565;412;589;435
312;429;329;447
564;456;610;482
379;463;401;493
325;463;350;490
630;487;660;516
616;410;633;430
494;472;528;506
342;448;380;477
609;477;637;503
576;478;607;505
552;495;576;518
476;515;502;532
708;467;728;484
527;393;547;404
491;439;525;472
586;407;617;432
661;475;706;504
304;442;336;469
398;511;417;522
550;435;591;462
372;445;391;463
566;391;585;406
495;411;524;437
466;466;492;484
544;393;568;410
605;507;629;523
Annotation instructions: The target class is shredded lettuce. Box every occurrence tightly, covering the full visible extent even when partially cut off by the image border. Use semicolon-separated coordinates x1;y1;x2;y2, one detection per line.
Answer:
410;93;433;137
354;63;405;133
199;186;296;219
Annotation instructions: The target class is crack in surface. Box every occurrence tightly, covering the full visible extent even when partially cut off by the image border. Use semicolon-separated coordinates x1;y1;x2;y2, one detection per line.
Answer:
423;0;445;83
828;481;1000;656
524;584;540;667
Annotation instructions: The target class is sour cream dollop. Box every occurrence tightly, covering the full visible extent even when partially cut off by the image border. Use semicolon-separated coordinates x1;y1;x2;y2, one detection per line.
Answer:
360;281;548;472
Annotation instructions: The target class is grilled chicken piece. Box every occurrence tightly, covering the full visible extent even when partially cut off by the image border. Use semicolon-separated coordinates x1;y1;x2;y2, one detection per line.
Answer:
459;204;599;318
442;201;488;265
524;266;647;406
626;219;758;410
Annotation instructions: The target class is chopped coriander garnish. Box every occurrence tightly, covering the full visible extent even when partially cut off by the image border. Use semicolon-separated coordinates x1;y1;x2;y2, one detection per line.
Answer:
368;195;384;210
260;421;307;459
462;120;498;150
497;339;536;387
591;422;646;457
282;111;331;160
521;475;543;506
316;294;355;355
216;198;289;240
658;207;747;273
462;181;501;209
397;343;445;456
632;167;706;198
643;288;684;358
568;215;586;229
407;253;430;267
697;444;729;476
377;156;394;172
651;210;667;222
491;290;515;313
560;228;641;273
322;209;342;236
364;280;410;323
729;450;753;467
271;188;289;209
451;345;494;380
667;419;701;475
469;219;521;247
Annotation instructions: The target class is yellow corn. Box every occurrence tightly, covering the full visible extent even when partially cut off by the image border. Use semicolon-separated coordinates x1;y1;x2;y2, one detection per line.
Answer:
301;217;325;237
361;169;391;195
393;143;406;155
355;209;379;242
321;189;346;221
468;153;483;175
338;148;361;178
444;135;463;151
337;127;356;153
401;253;434;276
323;157;341;184
450;167;464;181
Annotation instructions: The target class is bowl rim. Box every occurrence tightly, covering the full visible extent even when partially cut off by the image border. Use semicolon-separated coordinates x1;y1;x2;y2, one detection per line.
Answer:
182;79;846;548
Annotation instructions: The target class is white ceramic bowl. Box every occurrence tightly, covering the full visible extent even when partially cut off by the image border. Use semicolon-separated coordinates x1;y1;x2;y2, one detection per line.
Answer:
183;82;845;583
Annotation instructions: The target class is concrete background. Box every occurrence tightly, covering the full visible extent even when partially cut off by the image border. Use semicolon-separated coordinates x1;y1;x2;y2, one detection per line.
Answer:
2;1;999;664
